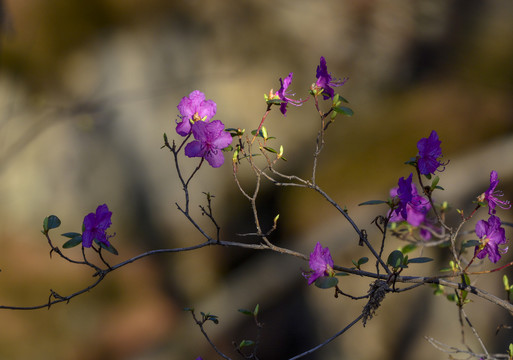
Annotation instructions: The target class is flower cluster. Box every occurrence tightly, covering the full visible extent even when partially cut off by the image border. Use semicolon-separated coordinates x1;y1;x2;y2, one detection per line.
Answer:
82;204;114;248
474;170;511;263
176;90;232;168
390;173;431;228
303;242;335;285
176;90;217;137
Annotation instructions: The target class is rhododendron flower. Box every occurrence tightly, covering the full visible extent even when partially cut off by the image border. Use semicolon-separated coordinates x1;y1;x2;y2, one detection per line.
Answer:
303;242;334;285
475;215;508;263
478;170;511;215
314;56;347;100
82;204;113;248
390;173;431;227
185;120;232;168
416;130;444;175
275;72;304;115
176;90;217;136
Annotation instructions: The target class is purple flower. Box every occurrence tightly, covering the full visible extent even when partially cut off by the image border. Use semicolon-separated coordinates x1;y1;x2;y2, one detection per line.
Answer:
82;204;113;248
314;56;347;100
475;215;508;263
416;130;444;175
303;242;334;285
176;90;217;136
390;174;431;227
185;120;233;168
275;72;304;116
479;170;511;215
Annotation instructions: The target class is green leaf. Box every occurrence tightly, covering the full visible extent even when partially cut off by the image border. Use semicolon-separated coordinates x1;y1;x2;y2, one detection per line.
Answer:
253;304;259;316
61;232;81;239
400;244;417;254
266;99;282;105
335;272;350;276
183;307;194;312
432;284;444;296
503;275;510;291
358;200;387;206
430;176;440;191
333;106;354;116
408;257;433;264
43;215;61;232
96;240;119;255
461;274;471;286
460;289;468;303
263;146;277;153
462;240;480;248
238;309;253;316
508;343;513;356
335;95;349;103
314;276;338;289
447;294;457;302
62;236;83;249
358;257;369;266
387;250;404;268
239;340;255;348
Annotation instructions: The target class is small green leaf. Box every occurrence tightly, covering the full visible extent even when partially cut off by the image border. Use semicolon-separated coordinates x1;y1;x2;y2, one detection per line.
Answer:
447;294;457;302
460;290;469;303
239;340;255;348
432;284;444;296
238;309;253;316
333;106;354;116
61;232;81;239
461;274;471;286
96;240;119;255
314;276;338;289
336;95;349;103
503;275;510;291
358;200;387;206
400;244;417;254
183;307;194;312
508;343;513;356
358;257;369;266
43;215;61;232
408;257;433;264
266;99;282;105
62;236;83;249
387;250;404;268
430;176;440;190
263;146;277;153
462;240;480;248
253;304;259;316
335;272;350;276
261;126;268;139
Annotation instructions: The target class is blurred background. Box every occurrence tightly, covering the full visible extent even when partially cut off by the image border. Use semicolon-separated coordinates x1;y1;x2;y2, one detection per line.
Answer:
0;0;512;359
